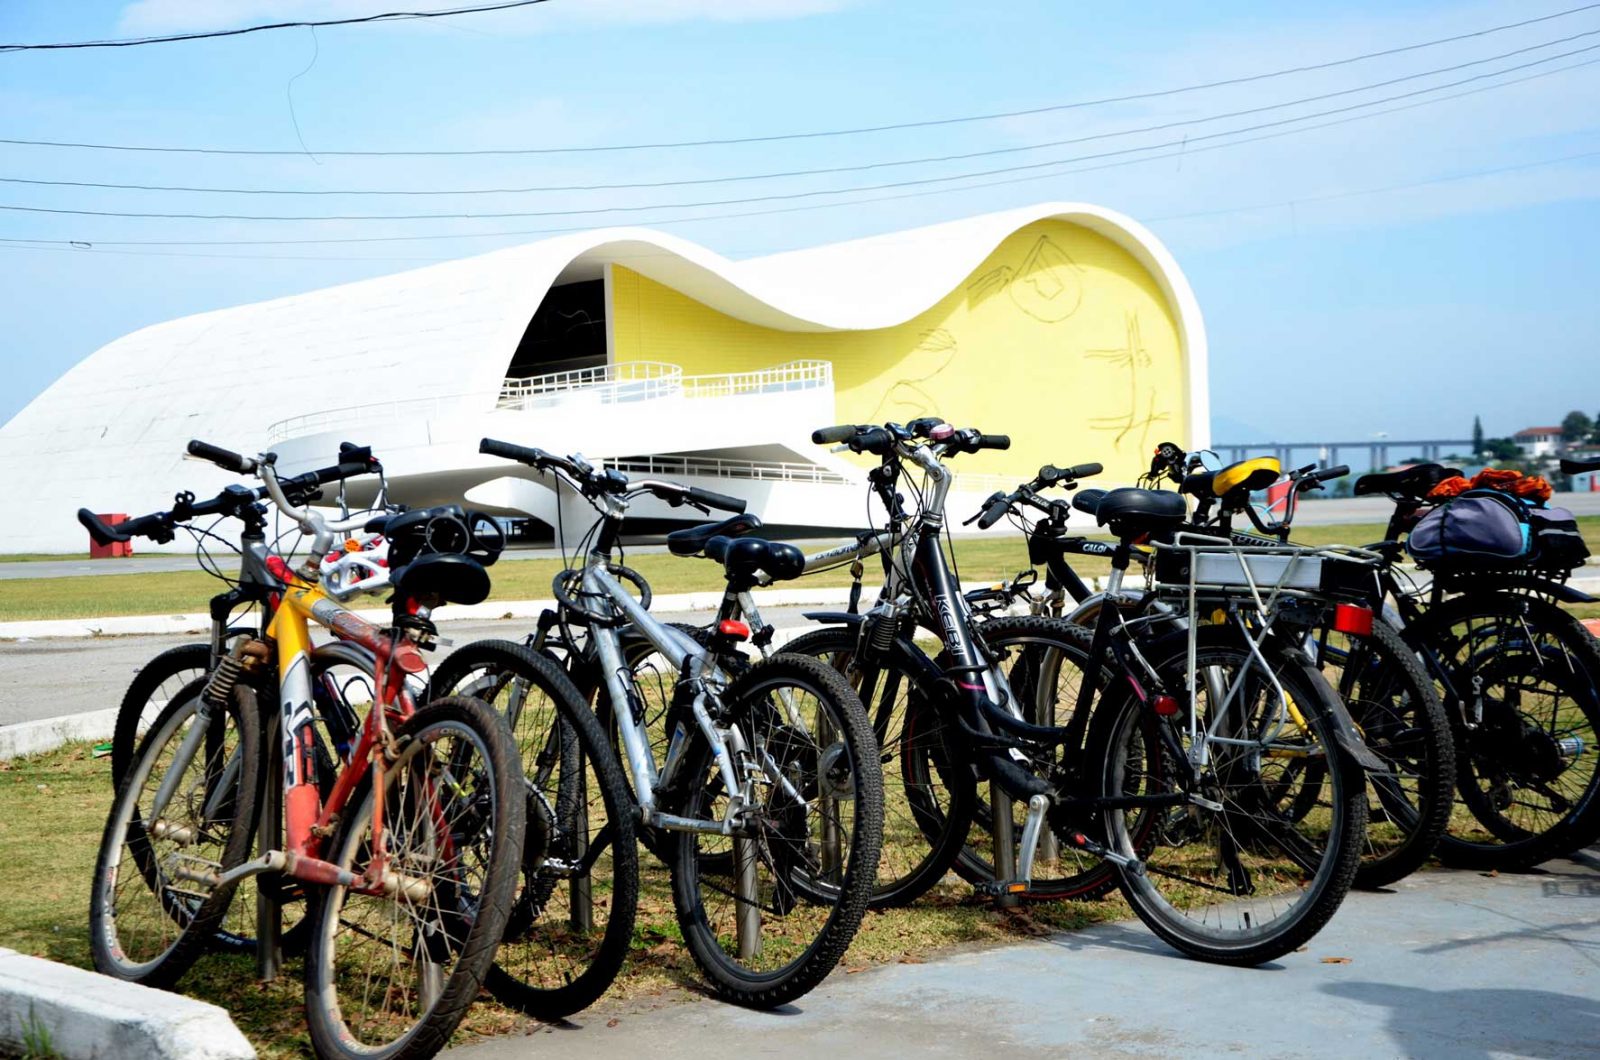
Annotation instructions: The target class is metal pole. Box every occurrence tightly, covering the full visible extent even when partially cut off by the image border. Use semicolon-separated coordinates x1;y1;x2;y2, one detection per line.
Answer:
734;834;762;959
256;711;282;983
816;712;842;884
992;785;1018;908
569;758;593;933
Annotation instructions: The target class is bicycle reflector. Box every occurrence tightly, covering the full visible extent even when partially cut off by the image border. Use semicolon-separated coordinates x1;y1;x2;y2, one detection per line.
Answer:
265;555;294;583
717;620;751;640
1333;603;1375;637
1153;694;1180;717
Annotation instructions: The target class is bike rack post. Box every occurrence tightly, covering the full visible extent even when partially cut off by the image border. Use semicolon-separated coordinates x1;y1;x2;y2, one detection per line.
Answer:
816;711;842;879
256;712;283;982
734;835;762;960
991;787;1018;909
569;765;593;933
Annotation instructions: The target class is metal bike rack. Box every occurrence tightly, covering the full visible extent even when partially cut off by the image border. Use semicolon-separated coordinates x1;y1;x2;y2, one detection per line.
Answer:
570;766;593;932
255;711;284;983
991;787;1018;909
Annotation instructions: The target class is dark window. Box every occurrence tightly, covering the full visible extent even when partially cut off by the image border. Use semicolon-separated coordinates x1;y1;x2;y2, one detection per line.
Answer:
505;279;606;379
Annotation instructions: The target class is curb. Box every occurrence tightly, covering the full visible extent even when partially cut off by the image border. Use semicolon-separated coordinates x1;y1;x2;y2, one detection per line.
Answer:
0;948;254;1060
0;708;118;761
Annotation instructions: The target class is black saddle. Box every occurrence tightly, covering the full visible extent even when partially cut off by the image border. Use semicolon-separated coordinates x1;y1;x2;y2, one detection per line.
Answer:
666;513;763;557
705;534;805;587
392;552;491;607
1353;463;1461;499
1073;488;1108;518
1092;488;1187;538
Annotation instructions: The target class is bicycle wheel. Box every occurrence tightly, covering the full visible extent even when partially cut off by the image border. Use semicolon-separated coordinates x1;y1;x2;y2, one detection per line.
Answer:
90;682;261;988
1307;618;1455;888
430;641;639;1019
110;629;253;789
1411;593;1600;869
1088;626;1367;965
954;615;1125;901
669;654;883;1008
782;625;975;908
304;695;525;1060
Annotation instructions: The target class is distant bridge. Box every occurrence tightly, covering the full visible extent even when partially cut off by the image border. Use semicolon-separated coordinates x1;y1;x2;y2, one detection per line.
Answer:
1211;439;1475;471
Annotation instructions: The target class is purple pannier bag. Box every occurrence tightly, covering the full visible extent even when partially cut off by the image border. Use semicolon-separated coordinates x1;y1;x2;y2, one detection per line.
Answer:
1406;490;1530;567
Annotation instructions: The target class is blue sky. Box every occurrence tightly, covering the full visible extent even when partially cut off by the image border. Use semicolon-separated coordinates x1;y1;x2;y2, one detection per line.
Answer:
2;0;1597;443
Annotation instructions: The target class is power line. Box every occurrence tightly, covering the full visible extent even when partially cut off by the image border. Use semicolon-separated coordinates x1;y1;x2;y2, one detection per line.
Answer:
7;27;1597;199
5;40;1596;224
0;0;552;53
4;144;1595;265
7;51;1596;251
2;2;1597;153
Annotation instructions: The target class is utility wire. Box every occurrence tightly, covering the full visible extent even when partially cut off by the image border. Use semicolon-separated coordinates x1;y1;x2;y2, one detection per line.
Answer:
0;0;552;53
6;51;1595;251
1;2;1596;152
5;26;1597;199
5;40;1596;224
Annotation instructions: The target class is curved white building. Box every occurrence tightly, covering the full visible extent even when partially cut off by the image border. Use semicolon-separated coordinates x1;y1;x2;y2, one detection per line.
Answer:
0;202;1208;552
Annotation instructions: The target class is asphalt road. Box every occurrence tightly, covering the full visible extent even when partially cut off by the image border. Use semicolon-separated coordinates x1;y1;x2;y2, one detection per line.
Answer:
0;609;819;728
448;853;1600;1059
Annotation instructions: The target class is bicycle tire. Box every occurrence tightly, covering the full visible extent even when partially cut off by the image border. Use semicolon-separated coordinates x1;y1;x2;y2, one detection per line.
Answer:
90;681;261;989
303;695;526;1060
782;625;976;908
429;640;640;1019
1408;592;1600;869
668;653;883;1008
1088;626;1367;965
1311;618;1455;889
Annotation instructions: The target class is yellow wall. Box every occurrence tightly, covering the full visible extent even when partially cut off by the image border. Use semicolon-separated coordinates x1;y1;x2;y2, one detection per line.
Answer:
609;219;1188;483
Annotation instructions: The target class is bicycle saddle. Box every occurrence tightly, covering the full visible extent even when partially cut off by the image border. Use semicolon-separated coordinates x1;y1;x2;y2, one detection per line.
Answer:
705;534;806;586
1073;488;1108;518
665;513;763;557
1353;463;1462;499
1183;457;1280;501
392;552;492;607
1092;488;1187;538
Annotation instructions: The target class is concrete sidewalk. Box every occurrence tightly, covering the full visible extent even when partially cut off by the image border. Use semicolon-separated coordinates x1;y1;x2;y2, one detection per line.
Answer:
448;853;1600;1059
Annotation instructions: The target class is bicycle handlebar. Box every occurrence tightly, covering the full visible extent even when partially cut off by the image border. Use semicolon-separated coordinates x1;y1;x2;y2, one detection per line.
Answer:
187;438;256;475
1562;456;1600;474
687;485;747;514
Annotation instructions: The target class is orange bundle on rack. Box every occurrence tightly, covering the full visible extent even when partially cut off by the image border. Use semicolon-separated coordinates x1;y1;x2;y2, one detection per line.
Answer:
1425;466;1553;504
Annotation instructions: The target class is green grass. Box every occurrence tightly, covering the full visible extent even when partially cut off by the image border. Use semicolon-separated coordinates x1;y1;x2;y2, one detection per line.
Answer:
0;742;1125;1059
0;554;82;564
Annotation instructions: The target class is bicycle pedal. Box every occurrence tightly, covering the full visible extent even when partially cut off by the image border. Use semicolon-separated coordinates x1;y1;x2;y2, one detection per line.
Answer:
974;879;1034;899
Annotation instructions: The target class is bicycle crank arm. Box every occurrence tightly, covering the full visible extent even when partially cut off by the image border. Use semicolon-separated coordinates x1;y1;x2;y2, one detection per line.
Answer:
1061;831;1145;874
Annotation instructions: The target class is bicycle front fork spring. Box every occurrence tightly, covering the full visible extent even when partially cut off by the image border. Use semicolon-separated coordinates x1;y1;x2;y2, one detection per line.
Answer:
201;638;268;709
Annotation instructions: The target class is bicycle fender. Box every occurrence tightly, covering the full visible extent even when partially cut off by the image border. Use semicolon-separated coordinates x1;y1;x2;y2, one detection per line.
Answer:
800;611;865;625
1322;693;1388;773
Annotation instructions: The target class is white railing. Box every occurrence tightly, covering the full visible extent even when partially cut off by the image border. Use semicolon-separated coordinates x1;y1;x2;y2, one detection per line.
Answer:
266;394;478;445
496;361;680;411
605;453;850;486
269;360;834;444
679;360;832;399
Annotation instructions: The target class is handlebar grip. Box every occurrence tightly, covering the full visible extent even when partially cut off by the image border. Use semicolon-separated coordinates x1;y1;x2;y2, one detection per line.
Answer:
977;434;1011;451
1312;464;1350;483
1561;456;1600;474
977;495;1012;530
338;441;378;468
688;486;747;514
77;508;129;546
811;424;857;445
479;437;546;467
316;461;377;486
1069;462;1103;479
187;439;252;474
855;426;896;455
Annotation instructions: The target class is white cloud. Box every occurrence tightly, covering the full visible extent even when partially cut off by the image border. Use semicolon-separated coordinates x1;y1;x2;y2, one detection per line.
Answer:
118;0;859;35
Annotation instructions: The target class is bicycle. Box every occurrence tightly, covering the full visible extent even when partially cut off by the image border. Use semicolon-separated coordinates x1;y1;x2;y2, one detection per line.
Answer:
87;439;526;1060
460;437;883;1008
778;419;1372;964
83;443;397;954
984;449;1455;890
